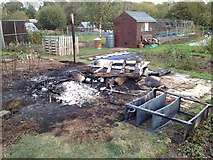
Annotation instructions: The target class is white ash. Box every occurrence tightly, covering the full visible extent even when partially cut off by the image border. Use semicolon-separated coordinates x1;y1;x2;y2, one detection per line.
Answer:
55;81;100;107
30;75;54;83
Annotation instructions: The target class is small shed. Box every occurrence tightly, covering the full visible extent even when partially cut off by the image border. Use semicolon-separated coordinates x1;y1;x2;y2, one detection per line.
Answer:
113;11;157;48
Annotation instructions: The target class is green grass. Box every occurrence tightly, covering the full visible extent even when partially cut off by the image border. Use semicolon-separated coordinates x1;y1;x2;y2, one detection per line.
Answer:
32;44;42;49
77;34;106;45
127;42;212;80
1;37;211;80
0;51;17;55
5;122;168;158
78;47;111;57
39;47;112;62
191;52;211;58
0;51;29;56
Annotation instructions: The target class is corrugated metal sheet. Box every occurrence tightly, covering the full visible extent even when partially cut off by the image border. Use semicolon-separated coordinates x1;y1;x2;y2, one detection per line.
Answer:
125;11;157;23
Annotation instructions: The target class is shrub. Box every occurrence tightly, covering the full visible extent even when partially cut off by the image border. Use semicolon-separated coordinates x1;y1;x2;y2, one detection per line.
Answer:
27;30;64;44
6;42;28;53
206;38;213;54
182;143;205;158
38;5;67;30
180;114;212;158
162;45;199;71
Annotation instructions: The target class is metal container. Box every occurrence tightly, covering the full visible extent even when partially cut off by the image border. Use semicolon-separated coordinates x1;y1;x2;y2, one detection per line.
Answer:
106;34;114;48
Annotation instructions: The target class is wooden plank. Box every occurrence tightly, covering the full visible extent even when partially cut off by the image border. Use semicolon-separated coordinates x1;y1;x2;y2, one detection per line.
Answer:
94;67;104;73
71;35;73;55
3;33;26;36
120;59;126;73
93;72;140;78
75;36;79;54
102;88;138;96
115;77;127;85
106;61;113;73
57;37;59;55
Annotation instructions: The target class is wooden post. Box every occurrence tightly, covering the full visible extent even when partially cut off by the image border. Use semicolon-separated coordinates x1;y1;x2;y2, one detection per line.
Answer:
70;14;76;63
76;36;79;54
66;26;69;35
14;22;18;43
0;21;5;49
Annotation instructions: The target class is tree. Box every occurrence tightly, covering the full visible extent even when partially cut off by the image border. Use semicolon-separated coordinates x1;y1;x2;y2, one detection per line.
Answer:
59;2;83;26
134;2;158;18
155;3;170;19
2;10;29;20
38;5;67;30
166;2;192;20
2;1;24;14
78;2;128;30
25;4;37;19
166;2;211;29
1;1;30;20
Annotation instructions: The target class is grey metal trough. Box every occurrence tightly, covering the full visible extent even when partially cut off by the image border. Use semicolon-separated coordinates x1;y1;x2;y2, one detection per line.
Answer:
124;88;212;140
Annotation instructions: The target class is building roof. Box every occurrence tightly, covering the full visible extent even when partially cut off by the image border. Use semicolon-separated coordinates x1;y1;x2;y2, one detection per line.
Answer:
29;19;38;23
25;22;38;31
125;11;157;23
80;22;96;28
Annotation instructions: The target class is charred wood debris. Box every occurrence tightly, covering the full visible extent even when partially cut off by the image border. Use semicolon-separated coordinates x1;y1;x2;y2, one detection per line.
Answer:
27;52;171;105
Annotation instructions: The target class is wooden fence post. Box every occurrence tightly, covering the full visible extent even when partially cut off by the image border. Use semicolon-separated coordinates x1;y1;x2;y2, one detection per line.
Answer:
14;22;18;43
70;14;76;63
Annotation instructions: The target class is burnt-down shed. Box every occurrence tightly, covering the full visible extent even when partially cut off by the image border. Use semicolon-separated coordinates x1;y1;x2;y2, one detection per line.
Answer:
113;11;157;48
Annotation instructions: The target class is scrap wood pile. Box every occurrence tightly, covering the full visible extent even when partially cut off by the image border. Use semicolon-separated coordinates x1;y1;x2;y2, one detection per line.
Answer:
87;52;151;88
89;52;150;78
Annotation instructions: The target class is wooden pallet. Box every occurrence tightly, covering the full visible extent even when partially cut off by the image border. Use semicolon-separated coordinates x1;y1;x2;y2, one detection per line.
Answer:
42;36;79;56
92;59;149;78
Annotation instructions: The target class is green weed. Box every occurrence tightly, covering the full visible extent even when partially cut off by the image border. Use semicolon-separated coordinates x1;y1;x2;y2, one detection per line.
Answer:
180;114;212;158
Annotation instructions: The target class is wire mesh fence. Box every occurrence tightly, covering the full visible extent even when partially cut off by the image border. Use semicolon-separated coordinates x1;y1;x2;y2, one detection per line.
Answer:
156;19;195;37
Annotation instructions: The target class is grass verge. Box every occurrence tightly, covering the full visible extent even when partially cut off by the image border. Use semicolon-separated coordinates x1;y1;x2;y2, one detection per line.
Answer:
5;122;168;158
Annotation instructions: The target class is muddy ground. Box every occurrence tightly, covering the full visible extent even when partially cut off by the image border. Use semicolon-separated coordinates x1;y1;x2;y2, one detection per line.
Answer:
1;60;138;145
1;58;210;158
